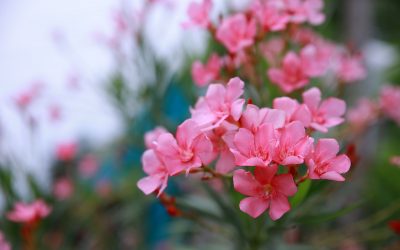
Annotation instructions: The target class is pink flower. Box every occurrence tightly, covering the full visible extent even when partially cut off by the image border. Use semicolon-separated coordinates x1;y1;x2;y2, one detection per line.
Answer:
191;77;245;130
191;53;221;87
380;85;400;125
56;142;77;161
273;121;314;165
306;139;351;181
268;52;309;93
347;98;378;132
230;123;277;167
302;87;346;132
273;97;311;126
300;43;334;77
183;0;212;28
252;0;289;32
156;119;214;175
216;14;256;53
0;232;11;250
284;0;325;25
144;126;168;149
53;178;74;200
233;165;297;219
14;81;44;110
240;104;286;132
78;154;99;178
335;53;366;83
7;200;51;224
260;38;285;66
390;156;400;167
137;149;170;196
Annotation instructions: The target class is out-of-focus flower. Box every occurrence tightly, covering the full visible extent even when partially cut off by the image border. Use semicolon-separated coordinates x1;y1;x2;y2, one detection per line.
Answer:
7;200;51;224
53;178;74;200
347;98;378;132
307;138;351;181
390;156;400;167
389;220;400;235
216;14;256;53
78;154;99;178
335;53;366;83
233;165;297;219
56;142;77;161
191;53;222;87
156;119;214;175
0;232;11;250
252;0;289;32
268;52;309;93
380;85;400;125
144;127;168;149
14;82;44;110
284;0;325;25
183;0;212;28
49;104;62;122
302;87;346;133
260;38;285;66
300;43;334;77
191;77;245;130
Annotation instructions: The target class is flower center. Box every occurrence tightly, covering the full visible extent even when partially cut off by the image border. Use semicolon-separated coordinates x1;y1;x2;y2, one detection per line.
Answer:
180;149;194;163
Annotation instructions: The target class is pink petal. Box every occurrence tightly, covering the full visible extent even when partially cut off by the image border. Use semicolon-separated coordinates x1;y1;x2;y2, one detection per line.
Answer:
269;193;291;220
273;97;299;119
176;119;201;147
292;104;312;126
241;104;260;130
205;84;226;110
320;98;346;117
255;123;275;153
230;99;245;121
216;149;236;174
310;122;328;133
262;109;286;129
329;154;351;174
233;169;263;196
320;171;345;181
268;68;284;85
281;156;303;165
225;77;244;102
234;128;255;156
137;176;162;195
254;165;278;185
239;197;269;218
141;150;163;175
315;138;339;161
303;87;321;111
193;135;215;165
272;174;297;196
156;133;179;158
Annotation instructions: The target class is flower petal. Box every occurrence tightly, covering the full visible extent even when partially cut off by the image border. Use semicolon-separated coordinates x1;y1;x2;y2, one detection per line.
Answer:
239;197;269;218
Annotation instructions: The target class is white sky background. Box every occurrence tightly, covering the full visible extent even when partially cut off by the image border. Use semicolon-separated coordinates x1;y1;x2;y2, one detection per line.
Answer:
0;0;250;201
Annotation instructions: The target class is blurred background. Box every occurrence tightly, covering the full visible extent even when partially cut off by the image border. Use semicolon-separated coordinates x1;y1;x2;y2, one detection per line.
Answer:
0;0;400;249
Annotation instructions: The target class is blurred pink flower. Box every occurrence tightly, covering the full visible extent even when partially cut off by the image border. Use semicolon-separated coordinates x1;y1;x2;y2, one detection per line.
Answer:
260;38;285;66
14;81;44;110
302;87;346;132
156;119;214;175
273;121;314;166
335;53;366;83
307;138;351;181
347;98;378;132
183;0;212;28
233;165;297;219
268;52;309;93
78;154;99;178
191;53;221;87
53;178;74;200
284;0;325;25
300;42;334;77
56;142;77;161
191;77;245;130
390;156;400;167
0;232;10;250
145;127;168;149
216;14;256;53
252;0;289;32
7;200;51;224
380;85;400;125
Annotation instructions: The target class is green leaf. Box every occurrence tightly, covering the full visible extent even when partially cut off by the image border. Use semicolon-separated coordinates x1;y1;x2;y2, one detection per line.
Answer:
290;179;311;208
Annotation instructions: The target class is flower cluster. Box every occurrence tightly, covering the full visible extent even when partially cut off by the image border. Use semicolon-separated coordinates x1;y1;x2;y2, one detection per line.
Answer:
138;77;351;220
7;200;51;224
187;0;366;91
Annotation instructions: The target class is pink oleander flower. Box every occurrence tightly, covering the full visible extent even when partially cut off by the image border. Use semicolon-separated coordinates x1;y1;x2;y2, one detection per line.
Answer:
260;38;285;66
233;165;297;219
53;178;74;200
284;0;325;25
390;156;400;167
252;0;289;32
302;87;346;132
191;77;245;130
183;0;212;28
300;43;334;77
137;149;170;195
268;52;309;93
0;232;11;250
240;104;286;132
216;13;256;53
78;154;99;178
273;96;311;126
380;85;400;125
306;138;351;181
7;200;51;224
191;53;222;87
230;123;277;167
347;98;378;132
335;53;366;83
273;121;314;165
14;81;44;110
56;142;77;161
145;126;168;149
156;119;214;175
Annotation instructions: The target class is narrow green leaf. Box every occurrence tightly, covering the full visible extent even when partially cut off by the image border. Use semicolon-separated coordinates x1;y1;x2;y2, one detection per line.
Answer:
290;179;311;208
